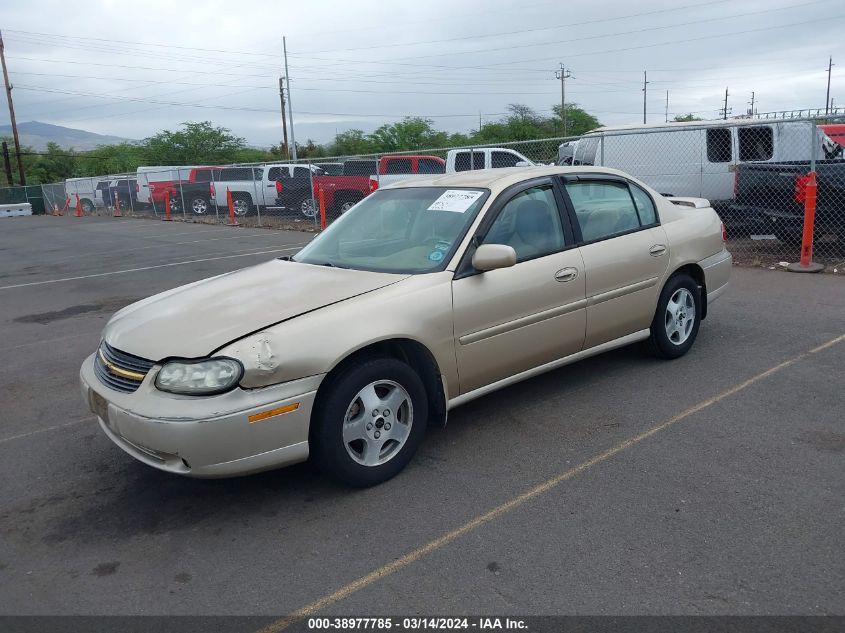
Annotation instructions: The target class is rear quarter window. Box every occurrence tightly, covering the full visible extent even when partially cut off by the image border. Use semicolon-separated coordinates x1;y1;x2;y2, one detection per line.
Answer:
738;126;774;161
706;128;732;162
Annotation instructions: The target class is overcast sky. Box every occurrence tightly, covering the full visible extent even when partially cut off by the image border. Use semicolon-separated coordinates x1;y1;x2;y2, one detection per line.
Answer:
1;0;843;147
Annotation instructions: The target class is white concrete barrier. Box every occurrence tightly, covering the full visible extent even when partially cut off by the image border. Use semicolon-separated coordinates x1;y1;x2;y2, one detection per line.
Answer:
0;203;33;218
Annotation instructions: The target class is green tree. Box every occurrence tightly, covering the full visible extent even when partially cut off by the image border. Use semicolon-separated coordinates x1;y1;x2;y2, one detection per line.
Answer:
142;121;245;164
368;118;441;152
332;129;373;156
550;104;602;136
25;142;77;184
673;113;702;122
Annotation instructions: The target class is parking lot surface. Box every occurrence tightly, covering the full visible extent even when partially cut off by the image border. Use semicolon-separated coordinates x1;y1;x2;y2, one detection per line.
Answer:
0;215;843;618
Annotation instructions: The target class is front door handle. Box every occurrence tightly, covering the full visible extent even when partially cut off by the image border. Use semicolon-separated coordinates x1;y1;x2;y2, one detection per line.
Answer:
649;244;667;257
555;267;579;282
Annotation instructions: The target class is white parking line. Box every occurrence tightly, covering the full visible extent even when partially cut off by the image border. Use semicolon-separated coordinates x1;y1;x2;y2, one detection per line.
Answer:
0;330;101;352
35;231;299;266
0;245;308;291
0;417;92;445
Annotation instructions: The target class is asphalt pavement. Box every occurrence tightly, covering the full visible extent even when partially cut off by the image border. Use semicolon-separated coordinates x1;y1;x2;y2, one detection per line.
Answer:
0;214;842;620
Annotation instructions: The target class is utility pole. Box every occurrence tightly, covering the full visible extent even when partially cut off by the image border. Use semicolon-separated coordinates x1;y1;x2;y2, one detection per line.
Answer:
642;71;648;124
825;56;834;115
2;140;13;186
555;63;571;136
0;31;25;185
748;91;755;116
665;90;669;123
283;36;297;160
278;77;289;159
719;87;731;120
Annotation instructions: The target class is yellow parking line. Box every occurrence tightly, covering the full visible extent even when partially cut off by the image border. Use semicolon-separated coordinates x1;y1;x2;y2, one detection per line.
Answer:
257;333;845;633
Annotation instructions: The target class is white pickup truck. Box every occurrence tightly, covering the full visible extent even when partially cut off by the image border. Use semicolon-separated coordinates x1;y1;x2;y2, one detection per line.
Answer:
211;164;323;216
370;147;536;191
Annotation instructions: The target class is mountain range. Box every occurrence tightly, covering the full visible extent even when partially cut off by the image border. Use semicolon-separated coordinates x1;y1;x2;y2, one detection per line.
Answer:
0;121;133;151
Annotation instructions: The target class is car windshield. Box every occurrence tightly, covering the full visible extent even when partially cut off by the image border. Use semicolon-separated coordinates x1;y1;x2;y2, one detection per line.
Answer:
293;187;490;274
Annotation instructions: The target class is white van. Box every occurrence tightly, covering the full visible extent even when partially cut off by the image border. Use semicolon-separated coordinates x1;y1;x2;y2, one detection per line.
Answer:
64;177;110;212
568;119;830;208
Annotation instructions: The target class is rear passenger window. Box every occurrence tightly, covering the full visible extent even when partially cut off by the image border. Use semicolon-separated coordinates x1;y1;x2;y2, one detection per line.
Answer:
565;181;643;243
418;158;445;174
738;126;773;161
706;128;732;162
454;151;485;171
267;167;286;181
293;167;311;179
194;170;213;182
629;184;657;225
385;159;412;174
491;151;521;168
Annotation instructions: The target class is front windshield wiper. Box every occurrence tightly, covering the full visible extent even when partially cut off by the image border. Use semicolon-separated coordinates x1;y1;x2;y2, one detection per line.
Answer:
317;261;349;269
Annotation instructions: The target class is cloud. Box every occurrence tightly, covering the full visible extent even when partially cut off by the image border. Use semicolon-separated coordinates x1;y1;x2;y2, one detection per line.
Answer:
1;0;842;145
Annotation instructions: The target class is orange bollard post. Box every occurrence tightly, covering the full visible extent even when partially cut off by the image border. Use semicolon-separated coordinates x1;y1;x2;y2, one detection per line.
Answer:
113;192;122;217
74;194;83;217
162;192;172;221
226;187;239;226
787;170;824;273
318;186;327;230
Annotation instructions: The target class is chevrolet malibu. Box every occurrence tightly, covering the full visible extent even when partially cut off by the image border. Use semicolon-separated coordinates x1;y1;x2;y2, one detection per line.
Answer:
80;166;731;487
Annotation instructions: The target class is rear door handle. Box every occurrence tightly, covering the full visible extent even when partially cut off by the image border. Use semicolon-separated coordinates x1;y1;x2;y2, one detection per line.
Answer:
649;244;667;257
554;267;579;282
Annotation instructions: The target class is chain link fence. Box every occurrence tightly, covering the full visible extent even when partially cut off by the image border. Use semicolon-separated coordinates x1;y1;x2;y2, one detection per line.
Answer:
3;115;844;270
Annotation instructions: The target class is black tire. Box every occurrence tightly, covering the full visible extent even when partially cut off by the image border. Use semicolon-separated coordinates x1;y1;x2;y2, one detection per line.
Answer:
231;195;253;217
80;199;95;213
310;357;428;487
169;196;182;214
647;273;702;360
334;193;363;216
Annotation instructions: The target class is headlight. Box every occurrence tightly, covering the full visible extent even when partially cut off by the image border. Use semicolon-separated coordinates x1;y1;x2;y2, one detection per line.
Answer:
155;358;243;395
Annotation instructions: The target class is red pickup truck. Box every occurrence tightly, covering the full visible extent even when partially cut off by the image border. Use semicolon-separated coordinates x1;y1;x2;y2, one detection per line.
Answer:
162;167;222;216
312;155;446;214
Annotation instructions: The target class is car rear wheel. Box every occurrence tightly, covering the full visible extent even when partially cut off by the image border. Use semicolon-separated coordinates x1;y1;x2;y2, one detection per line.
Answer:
231;195;253;217
80;199;94;213
647;273;701;359
300;197;317;218
190;196;210;215
311;358;428;487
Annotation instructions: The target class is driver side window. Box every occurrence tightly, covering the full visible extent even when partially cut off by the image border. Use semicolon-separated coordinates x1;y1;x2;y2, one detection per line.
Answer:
482;185;564;262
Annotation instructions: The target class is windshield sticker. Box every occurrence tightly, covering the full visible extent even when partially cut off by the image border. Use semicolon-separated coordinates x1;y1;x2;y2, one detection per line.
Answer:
427;251;445;262
434;240;451;251
427;190;485;213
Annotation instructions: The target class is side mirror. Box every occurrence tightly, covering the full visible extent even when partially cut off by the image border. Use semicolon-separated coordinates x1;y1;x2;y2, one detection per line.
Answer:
472;244;517;272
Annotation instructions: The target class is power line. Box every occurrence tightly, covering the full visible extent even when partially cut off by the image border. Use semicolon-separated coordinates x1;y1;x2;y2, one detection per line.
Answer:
345;0;829;63
296;0;735;56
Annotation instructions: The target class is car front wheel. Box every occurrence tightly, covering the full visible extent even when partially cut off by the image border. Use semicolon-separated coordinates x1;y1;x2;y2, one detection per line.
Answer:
311;358;428;487
647;273;702;359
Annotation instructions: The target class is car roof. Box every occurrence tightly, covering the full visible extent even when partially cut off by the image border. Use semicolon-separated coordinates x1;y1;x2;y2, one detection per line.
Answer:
586;117;812;134
382;166;635;194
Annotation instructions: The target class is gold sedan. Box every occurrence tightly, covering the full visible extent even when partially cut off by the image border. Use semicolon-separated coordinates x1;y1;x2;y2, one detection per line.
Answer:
79;166;731;486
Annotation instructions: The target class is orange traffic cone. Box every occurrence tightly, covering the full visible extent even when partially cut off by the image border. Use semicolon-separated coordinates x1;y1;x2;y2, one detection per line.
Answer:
74;194;83;217
162;193;172;221
113;193;122;217
225;187;239;226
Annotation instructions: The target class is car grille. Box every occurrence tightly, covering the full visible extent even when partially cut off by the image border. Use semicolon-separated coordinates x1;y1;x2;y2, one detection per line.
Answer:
93;341;155;393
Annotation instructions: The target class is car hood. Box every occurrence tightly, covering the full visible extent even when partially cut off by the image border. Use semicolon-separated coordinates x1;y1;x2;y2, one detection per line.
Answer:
102;259;407;361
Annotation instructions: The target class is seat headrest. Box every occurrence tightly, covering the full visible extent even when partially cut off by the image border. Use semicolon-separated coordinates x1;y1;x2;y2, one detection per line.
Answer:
515;199;553;234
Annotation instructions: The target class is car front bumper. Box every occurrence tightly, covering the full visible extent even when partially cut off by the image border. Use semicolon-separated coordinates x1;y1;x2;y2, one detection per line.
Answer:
80;353;321;478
